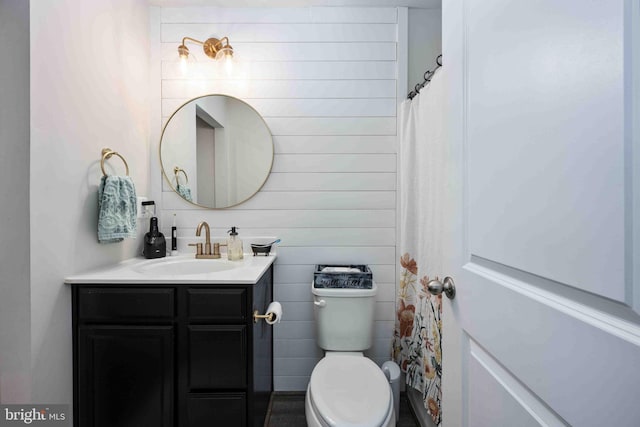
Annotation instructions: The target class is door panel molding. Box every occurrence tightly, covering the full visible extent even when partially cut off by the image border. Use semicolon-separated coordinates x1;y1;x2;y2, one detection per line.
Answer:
459;264;640;426
464;0;626;303
627;0;640;314
466;258;640;345
468;339;568;427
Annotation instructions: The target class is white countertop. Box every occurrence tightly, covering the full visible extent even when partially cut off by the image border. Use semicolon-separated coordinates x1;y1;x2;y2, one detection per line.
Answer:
64;254;276;285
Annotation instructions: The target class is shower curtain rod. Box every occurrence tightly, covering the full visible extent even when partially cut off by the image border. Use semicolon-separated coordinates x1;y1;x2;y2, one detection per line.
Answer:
407;54;443;100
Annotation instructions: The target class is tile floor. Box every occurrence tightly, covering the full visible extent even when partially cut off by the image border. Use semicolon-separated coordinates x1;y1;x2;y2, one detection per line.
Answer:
266;392;419;427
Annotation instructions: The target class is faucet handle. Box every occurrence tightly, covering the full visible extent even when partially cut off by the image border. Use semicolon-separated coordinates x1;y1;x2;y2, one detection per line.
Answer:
188;242;203;256
217;243;227;257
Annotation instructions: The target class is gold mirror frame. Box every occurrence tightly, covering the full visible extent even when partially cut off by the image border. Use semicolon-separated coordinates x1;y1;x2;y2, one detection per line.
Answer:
159;94;274;209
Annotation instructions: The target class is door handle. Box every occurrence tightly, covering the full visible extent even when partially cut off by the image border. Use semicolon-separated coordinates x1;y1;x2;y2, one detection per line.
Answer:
314;299;326;307
427;276;456;299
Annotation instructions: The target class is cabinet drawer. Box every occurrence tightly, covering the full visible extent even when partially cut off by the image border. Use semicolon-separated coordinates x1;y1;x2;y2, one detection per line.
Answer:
187;288;247;322
78;288;175;321
186;393;246;427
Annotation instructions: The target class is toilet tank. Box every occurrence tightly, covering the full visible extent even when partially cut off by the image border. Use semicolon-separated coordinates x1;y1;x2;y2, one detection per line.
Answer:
312;282;377;351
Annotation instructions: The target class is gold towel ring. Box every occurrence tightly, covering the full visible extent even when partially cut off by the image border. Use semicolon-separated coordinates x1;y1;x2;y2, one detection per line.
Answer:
101;148;129;176
174;167;189;185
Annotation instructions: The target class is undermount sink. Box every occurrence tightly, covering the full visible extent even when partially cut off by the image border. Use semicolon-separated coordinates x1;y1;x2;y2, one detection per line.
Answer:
135;256;241;276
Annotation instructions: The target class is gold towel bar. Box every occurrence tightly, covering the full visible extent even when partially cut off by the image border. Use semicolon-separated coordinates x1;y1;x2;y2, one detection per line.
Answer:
174;166;189;184
101;148;130;177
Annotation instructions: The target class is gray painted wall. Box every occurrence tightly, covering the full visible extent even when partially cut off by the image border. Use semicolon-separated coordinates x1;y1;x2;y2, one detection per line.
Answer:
0;0;31;404
29;0;151;406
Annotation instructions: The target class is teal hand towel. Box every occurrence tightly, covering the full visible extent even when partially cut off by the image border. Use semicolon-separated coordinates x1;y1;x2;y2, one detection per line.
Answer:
177;183;193;202
98;176;137;243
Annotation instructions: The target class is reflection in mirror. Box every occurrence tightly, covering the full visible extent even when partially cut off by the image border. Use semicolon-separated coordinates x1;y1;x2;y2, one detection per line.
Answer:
173;167;192;201
160;95;274;208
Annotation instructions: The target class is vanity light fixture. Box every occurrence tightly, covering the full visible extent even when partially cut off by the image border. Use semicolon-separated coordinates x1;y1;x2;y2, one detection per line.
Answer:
178;36;234;72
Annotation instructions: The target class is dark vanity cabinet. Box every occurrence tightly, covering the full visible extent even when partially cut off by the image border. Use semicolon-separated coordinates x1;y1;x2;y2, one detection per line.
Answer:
71;266;273;427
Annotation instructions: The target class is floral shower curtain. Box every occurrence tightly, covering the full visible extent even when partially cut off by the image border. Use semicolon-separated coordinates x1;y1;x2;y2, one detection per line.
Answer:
392;70;447;426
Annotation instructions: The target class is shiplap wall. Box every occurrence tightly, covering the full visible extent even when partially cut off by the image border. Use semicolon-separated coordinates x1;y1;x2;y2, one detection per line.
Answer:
152;6;400;391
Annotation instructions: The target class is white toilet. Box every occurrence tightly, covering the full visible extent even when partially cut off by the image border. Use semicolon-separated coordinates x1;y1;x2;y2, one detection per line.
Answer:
305;282;396;427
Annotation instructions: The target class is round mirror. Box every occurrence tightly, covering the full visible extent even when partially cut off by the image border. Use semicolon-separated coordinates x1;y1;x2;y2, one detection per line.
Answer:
160;95;274;208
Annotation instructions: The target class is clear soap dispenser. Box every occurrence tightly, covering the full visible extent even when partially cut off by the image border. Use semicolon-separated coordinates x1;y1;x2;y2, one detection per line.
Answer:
227;227;244;261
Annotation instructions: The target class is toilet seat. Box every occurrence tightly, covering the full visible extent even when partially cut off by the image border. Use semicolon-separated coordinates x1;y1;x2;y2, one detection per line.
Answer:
308;353;392;427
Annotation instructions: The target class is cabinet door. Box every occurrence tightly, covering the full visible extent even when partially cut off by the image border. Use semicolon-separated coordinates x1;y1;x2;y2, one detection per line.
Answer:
77;326;174;427
188;325;247;390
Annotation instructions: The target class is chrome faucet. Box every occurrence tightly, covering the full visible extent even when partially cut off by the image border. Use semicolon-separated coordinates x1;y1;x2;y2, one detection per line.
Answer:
188;221;221;259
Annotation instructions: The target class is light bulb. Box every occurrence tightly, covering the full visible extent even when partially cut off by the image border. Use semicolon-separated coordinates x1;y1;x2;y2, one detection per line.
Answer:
214;46;234;77
178;45;196;76
178;44;190;75
180;55;188;75
223;54;234;76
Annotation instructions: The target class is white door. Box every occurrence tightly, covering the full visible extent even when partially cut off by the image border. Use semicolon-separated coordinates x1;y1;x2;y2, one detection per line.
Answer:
440;1;640;426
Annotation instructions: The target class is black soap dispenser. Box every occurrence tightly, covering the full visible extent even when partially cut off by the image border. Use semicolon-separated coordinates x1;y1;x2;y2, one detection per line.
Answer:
142;201;166;259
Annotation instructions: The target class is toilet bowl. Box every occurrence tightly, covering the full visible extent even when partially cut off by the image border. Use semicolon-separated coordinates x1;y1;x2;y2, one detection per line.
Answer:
305;352;395;427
